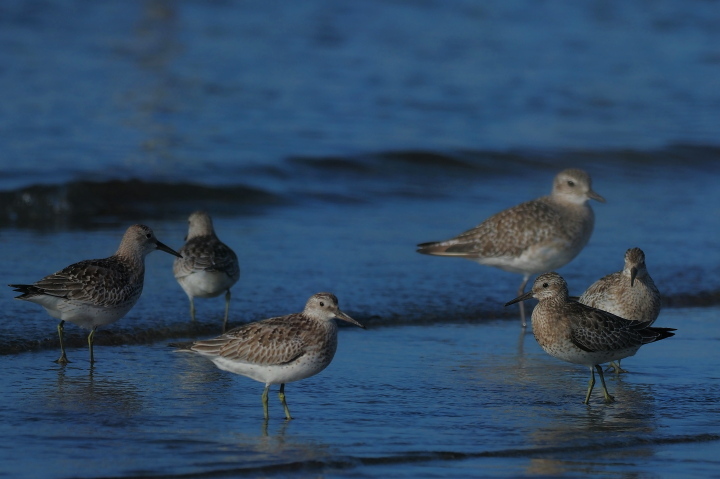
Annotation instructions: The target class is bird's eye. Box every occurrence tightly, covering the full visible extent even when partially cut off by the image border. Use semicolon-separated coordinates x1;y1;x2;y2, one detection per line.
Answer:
542;282;549;288
319;301;325;307
146;233;152;239
567;180;575;187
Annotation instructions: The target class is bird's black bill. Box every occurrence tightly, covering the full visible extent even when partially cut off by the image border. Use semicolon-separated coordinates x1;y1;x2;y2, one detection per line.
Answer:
157;241;183;258
336;310;366;329
505;291;534;307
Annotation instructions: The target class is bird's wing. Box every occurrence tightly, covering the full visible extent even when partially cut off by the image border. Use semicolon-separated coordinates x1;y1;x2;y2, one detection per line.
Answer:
418;198;567;258
17;258;138;306
191;315;307;366
568;304;646;352
174;236;239;280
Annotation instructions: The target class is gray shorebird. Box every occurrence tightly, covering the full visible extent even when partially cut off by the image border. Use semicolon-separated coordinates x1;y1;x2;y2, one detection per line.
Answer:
173;211;240;331
10;225;182;364
418;169;604;327
579;247;661;373
174;292;364;420
505;272;674;404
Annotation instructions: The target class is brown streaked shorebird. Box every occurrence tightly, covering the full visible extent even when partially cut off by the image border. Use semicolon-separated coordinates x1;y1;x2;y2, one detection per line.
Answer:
10;225;182;364
579;247;661;373
173;211;240;332
173;292;365;420
418;168;605;327
506;272;674;404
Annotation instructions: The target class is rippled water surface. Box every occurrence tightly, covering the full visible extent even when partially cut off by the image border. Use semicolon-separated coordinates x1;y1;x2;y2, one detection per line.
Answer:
1;1;719;477
1;308;718;478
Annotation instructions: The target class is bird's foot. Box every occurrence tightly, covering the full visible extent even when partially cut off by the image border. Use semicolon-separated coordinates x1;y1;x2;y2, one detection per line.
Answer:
605;362;628;374
54;355;70;365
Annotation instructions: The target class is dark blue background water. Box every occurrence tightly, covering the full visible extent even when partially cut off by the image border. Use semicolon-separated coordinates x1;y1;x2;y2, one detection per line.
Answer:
1;1;719;477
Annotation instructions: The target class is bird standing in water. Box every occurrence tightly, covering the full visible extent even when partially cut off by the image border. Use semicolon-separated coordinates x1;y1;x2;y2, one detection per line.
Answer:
174;292;364;420
418;168;605;327
578;247;661;373
173;211;240;332
506;272;674;404
10;225;182;364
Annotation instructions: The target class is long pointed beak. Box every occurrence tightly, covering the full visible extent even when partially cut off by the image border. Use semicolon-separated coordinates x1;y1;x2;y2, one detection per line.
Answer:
505;290;534;307
630;267;638;287
335;310;365;329
588;189;606;203
156;240;183;258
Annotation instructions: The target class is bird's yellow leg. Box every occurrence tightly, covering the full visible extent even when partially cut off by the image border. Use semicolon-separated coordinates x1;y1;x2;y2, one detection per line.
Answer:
88;327;97;364
262;384;270;420
595;365;615;403
55;320;70;364
584;366;596;404
279;383;292;420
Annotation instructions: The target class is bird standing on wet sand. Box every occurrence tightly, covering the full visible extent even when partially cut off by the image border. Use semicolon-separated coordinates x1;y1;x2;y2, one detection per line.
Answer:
579;247;661;374
505;272;674;404
173;292;364;420
173;211;240;332
9;225;182;364
418;168;605;327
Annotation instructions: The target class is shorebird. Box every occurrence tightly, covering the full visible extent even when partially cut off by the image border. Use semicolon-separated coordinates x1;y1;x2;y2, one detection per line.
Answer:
10;225;182;364
505;272;674;404
418;168;605;327
173;211;240;331
579;247;661;373
174;292;364;420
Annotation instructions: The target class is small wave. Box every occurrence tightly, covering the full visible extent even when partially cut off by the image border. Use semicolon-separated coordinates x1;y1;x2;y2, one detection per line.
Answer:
2;288;717;356
2;144;719;229
90;433;719;478
0;179;285;229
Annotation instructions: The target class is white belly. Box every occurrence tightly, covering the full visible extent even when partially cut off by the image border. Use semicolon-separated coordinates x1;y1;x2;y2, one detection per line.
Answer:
177;270;235;299
210;354;332;385
33;295;135;330
478;241;581;275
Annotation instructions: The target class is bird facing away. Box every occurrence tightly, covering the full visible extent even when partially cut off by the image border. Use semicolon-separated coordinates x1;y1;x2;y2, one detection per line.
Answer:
418;168;605;327
10;225;182;364
173;211;240;332
174;292;364;420
505;272;674;404
579;247;661;373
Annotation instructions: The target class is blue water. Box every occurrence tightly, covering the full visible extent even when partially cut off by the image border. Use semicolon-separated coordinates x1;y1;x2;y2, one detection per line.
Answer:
1;1;720;477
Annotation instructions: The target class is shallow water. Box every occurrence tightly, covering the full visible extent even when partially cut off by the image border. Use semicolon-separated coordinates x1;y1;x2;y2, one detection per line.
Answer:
0;307;717;478
1;1;720;478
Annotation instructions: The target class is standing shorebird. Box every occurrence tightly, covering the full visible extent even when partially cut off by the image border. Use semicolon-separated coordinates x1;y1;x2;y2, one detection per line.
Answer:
174;292;364;420
579;247;661;373
505;272;674;404
418;169;605;327
9;225;182;364
173;211;240;332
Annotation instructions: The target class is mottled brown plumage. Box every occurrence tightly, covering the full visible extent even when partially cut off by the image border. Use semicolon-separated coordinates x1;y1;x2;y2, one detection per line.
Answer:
174;211;240;331
579;247;661;373
579;247;660;324
506;272;674;404
176;292;364;420
419;169;605;326
10;224;181;364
